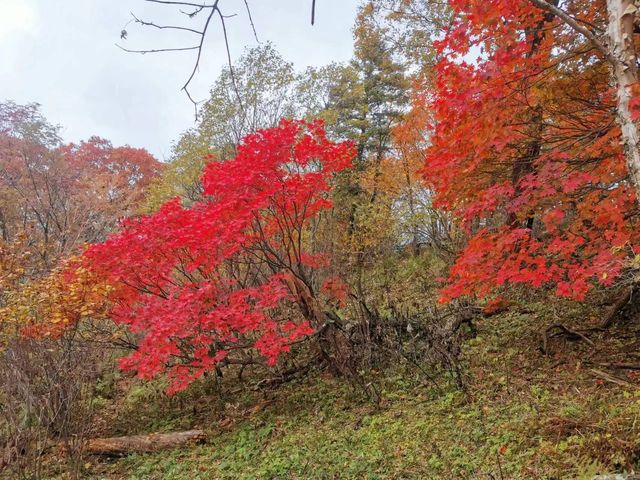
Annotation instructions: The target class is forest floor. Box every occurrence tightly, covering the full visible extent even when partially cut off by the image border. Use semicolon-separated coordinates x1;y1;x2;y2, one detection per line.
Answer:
38;299;640;479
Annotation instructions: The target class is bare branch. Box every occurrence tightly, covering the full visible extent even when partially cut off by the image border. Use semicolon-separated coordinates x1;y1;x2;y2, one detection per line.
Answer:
183;88;201;118
125;0;250;117
180;1;219;103
217;8;246;117
116;44;200;54
130;12;201;34
145;0;216;7
180;6;204;17
243;0;260;42
311;0;316;25
125;0;221;115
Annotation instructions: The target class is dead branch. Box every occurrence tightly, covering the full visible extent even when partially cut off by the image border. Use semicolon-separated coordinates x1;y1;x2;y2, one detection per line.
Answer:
599;286;633;330
542;323;594;355
118;0;221;117
588;368;634;388
121;0;317;113
130;12;202;34
116;45;200;54
595;362;640;370
80;430;207;457
243;0;259;42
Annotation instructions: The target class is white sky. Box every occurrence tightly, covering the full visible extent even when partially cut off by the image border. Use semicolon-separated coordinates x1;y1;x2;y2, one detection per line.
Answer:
0;0;359;160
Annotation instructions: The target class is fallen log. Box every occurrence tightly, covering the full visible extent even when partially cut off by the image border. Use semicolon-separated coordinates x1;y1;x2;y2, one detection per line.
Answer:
83;429;207;456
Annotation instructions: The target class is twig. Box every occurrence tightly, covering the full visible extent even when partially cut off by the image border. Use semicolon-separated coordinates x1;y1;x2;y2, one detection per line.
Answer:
595;362;640;371
542;323;594;355
145;0;215;7
217;8;246;119
180;1;219;116
118;0;222;117
496;451;505;480
130;12;201;34
589;368;634;388
116;45;200;54
243;0;259;42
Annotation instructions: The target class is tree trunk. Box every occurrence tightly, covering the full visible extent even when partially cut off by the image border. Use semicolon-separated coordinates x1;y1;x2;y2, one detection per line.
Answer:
607;0;640;201
81;430;207;456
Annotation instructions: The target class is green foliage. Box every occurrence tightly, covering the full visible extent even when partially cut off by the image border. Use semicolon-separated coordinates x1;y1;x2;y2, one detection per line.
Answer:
197;42;297;160
365;0;452;70
324;7;408;163
74;301;640;480
145;43;306;212
144;146;208;211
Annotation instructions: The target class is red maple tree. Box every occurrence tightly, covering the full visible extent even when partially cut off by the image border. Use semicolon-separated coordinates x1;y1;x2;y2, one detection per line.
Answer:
421;0;638;302
83;120;354;392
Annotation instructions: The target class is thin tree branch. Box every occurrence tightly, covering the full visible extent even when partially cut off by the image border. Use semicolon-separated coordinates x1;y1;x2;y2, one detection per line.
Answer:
243;0;260;42
527;0;614;63
180;6;204;17
217;8;246;119
116;44;200;54
145;0;216;7
125;0;247;117
180;1;219;96
130;12;201;34
131;0;220;116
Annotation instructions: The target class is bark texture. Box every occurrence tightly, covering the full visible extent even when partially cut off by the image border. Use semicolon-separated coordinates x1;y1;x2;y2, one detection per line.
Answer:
607;0;640;201
81;430;207;456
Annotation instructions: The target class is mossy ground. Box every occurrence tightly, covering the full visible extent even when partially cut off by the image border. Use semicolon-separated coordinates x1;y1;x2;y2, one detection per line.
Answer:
38;300;640;479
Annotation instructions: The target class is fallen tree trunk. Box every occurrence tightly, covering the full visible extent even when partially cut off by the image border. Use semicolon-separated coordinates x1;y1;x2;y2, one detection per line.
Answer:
82;429;207;456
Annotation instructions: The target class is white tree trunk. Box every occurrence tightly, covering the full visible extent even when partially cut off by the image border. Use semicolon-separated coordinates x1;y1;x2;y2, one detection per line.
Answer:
607;0;640;201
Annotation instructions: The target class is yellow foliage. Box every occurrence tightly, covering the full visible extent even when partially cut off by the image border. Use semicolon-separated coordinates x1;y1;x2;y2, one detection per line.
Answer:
0;240;113;346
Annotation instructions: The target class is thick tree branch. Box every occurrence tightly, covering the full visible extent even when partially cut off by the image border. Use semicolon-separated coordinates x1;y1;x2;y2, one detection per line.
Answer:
528;0;614;63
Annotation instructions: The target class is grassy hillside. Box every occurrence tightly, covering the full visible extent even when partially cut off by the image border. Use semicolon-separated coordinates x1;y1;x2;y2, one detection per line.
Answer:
36;299;640;480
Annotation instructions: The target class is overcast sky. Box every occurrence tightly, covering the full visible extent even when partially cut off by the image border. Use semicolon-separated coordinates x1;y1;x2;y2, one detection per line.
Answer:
0;0;359;160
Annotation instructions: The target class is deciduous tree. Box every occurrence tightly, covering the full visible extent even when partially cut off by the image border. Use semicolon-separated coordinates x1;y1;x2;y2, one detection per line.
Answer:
422;0;638;303
83;120;354;393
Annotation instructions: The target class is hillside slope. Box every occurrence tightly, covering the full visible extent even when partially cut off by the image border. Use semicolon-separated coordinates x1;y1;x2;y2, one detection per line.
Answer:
59;300;640;480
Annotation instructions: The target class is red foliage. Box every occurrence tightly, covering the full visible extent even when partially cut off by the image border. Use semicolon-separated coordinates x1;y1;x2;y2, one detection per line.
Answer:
320;276;350;308
59;136;161;214
422;0;638;302
83;120;354;393
482;296;511;316
0;104;161;261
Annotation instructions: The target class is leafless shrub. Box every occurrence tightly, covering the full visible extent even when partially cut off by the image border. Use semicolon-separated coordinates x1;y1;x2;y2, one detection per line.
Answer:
334;297;478;393
0;333;106;479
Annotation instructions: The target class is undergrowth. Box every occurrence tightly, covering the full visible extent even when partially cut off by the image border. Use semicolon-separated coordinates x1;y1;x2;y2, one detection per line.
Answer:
29;300;640;479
